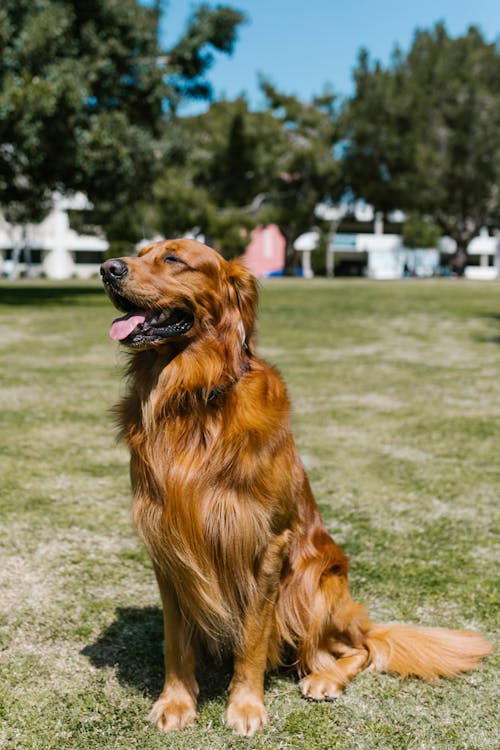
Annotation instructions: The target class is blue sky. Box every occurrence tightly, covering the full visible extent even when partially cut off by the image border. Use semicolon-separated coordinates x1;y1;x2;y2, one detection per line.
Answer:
160;0;500;112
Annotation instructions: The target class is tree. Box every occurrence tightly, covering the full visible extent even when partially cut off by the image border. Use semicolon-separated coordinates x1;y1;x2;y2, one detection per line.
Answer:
150;98;261;257
152;84;343;268
165;3;247;112
343;24;500;272
256;81;343;272
402;215;440;249
0;0;245;252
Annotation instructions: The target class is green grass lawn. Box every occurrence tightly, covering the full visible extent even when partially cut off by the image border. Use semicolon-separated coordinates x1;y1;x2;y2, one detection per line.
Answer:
0;277;498;750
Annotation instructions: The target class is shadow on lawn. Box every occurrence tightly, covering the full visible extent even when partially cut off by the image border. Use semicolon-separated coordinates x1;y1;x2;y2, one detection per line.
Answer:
0;285;105;307
81;606;232;703
479;313;500;345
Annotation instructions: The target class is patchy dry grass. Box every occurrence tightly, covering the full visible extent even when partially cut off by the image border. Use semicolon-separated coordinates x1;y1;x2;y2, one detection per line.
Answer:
0;277;498;749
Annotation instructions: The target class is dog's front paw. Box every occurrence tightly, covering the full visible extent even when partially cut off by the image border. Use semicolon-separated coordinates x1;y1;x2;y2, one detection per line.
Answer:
224;695;268;736
300;672;343;701
148;694;196;732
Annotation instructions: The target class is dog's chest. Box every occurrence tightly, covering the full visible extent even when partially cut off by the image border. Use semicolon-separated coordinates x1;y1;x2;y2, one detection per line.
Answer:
134;435;270;560
130;422;271;628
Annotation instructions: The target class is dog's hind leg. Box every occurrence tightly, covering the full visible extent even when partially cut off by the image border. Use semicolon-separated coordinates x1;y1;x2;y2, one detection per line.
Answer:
300;561;372;700
276;517;371;700
300;640;369;700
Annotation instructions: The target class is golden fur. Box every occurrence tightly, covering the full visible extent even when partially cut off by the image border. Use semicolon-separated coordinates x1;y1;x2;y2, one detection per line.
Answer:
101;239;491;736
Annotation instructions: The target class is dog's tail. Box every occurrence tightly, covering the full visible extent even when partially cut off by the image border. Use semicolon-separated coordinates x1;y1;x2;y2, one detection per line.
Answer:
363;622;491;678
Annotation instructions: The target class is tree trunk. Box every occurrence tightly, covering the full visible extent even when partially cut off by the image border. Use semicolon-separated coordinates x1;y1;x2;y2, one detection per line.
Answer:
283;236;297;276
450;240;468;277
9;226;27;280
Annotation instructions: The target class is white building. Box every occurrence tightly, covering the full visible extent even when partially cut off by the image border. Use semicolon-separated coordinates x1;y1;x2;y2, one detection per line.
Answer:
463;228;499;280
294;228;499;280
335;233;441;279
2;194;499;281
0;194;108;279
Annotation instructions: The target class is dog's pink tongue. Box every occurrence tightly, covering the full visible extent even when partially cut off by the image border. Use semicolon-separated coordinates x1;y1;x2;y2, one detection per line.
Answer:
110;312;146;341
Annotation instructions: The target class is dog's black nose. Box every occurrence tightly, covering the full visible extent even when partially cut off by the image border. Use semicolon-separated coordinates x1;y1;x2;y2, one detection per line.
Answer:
100;259;128;280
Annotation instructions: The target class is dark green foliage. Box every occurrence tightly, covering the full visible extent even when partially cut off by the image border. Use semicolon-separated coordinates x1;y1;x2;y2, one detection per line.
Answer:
152;86;343;264
0;0;163;223
166;3;246;108
344;24;500;267
151;98;269;256
0;0;245;233
257;81;343;271
402;215;441;248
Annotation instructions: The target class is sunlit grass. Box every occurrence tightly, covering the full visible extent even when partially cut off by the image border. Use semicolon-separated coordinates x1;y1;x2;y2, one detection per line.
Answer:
0;277;498;749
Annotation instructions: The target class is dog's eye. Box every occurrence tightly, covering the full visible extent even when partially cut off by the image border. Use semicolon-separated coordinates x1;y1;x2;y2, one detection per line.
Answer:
164;253;183;264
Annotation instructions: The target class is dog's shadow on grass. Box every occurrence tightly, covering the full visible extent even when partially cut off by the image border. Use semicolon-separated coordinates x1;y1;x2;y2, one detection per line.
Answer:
479;313;500;345
81;606;233;703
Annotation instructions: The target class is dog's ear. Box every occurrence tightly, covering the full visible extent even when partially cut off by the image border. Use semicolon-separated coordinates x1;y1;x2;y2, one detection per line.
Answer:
226;258;258;349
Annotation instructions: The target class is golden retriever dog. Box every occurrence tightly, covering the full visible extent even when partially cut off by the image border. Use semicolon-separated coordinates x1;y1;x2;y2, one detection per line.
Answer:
101;239;490;736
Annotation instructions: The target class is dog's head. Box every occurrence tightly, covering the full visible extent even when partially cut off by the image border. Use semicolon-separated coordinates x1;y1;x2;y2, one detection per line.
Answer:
101;239;257;351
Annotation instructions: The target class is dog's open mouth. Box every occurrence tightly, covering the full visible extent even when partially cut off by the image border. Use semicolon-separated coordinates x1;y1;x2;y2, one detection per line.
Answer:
110;308;194;346
102;276;194;347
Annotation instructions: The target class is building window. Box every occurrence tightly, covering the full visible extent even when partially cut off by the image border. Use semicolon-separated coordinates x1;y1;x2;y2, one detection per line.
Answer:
2;248;42;263
73;251;106;264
